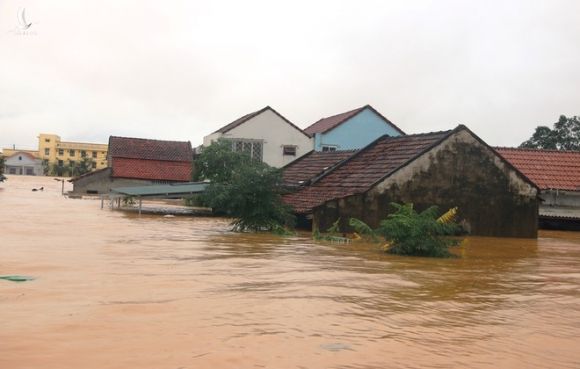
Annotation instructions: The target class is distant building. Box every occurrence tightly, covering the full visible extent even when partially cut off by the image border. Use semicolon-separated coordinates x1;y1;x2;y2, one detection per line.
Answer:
496;147;580;230
304;104;405;151
283;125;539;238
71;136;193;195
203;106;312;168
37;133;108;172
3;151;43;176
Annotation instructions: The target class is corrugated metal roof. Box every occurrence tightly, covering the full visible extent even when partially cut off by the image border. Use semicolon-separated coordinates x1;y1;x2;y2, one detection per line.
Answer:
111;182;208;197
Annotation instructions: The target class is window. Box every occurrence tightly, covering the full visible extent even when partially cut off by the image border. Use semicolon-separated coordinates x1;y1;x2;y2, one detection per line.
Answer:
92;151;97;158
45;138;50;143
69;150;75;157
44;148;50;155
283;145;297;156
322;146;337;152
69;160;75;166
91;162;97;169
58;149;64;156
229;139;263;161
81;150;87;158
58;160;64;166
18;156;22;160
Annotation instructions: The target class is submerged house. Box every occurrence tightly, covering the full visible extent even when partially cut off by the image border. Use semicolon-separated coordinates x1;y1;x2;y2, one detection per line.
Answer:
304;104;405;151
203;106;312;168
496;148;580;230
283;125;539;238
71;136;193;194
3;151;43;176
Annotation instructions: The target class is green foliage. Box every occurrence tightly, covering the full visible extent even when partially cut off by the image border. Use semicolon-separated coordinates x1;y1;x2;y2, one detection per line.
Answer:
0;154;4;176
122;196;136;206
347;203;461;257
348;218;380;242
197;140;295;232
196;139;252;183
326;218;341;234
376;203;460;257
520;115;580;151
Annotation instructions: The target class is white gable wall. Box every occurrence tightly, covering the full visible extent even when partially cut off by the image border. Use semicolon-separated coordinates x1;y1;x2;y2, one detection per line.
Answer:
204;109;313;168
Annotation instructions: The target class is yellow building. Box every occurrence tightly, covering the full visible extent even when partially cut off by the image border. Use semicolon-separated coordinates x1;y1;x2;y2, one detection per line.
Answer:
37;134;108;171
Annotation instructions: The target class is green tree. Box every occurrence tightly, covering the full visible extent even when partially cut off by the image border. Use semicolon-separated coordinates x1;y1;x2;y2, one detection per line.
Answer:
196;139;294;232
74;157;96;176
520;115;580;150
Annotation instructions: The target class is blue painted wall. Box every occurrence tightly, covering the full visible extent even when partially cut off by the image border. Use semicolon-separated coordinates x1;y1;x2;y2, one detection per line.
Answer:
314;108;403;151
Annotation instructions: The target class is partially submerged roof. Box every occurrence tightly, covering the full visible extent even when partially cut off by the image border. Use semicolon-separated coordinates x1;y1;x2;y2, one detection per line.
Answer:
111;158;192;181
108;136;192;162
495;147;580;191
111;182;208;198
283;129;452;213
107;136;193;181
213;106;310;138
303;104;405;136
282;149;357;187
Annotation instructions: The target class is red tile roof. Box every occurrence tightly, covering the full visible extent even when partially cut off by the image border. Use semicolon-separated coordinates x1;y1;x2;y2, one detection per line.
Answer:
303;104;405;136
495;147;580;191
108;136;192;162
282;150;357;186
111;158;192;181
283;129;453;213
107;136;193;181
213;106;310;138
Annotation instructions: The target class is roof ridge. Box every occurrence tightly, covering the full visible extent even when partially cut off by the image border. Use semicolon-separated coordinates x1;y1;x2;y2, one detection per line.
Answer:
109;135;191;144
495;146;580;154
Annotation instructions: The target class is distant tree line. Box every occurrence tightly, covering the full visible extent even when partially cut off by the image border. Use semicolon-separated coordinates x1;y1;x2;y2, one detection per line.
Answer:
520;115;580;151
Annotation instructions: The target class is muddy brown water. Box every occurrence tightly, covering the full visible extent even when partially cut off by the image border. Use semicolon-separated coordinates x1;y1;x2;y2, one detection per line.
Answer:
1;175;580;369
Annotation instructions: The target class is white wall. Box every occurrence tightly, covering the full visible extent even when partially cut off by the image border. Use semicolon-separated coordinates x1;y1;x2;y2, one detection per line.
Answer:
203;109;313;168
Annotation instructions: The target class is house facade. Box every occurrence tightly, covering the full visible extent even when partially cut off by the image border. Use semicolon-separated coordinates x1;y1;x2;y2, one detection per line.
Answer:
38;133;108;171
284;125;539;238
71;136;193;195
203;106;312;168
304;105;405;151
496;147;580;230
3;152;43;176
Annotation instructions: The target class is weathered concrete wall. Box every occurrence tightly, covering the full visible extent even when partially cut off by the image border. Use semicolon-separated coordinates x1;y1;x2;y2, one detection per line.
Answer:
72;169;159;194
314;130;539;238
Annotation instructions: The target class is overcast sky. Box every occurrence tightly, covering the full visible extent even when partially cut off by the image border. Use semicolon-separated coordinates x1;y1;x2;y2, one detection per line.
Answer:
1;0;579;151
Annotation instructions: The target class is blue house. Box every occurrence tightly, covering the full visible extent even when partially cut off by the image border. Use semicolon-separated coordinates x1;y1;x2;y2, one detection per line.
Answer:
304;105;405;151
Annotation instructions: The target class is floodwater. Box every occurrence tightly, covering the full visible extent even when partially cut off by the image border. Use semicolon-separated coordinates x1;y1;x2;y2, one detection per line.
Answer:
2;176;580;369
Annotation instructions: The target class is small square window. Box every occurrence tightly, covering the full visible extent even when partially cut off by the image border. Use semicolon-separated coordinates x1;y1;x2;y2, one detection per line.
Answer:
81;150;87;158
44;148;50;155
92;151;97;158
58;149;64;156
58;160;63;166
69;150;75;156
283;146;297;156
91;162;97;169
322;146;337;152
45;138;50;143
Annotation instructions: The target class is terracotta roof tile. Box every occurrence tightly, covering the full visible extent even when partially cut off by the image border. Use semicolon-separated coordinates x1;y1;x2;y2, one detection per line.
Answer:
283;130;452;213
303;104;405;136
495;147;580;191
111;158;192;181
108;136;192;162
282;150;357;186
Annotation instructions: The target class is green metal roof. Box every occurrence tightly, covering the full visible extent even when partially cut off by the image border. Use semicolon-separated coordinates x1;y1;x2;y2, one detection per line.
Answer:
111;182;208;197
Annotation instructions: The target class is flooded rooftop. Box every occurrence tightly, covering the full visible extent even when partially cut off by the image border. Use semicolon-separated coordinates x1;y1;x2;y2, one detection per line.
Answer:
2;175;580;369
